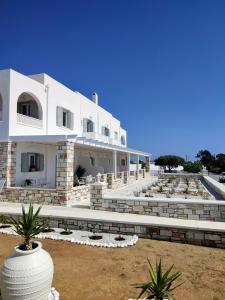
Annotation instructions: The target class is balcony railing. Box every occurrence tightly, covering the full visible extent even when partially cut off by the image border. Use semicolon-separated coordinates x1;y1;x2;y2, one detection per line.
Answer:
83;131;113;144
17;113;43;129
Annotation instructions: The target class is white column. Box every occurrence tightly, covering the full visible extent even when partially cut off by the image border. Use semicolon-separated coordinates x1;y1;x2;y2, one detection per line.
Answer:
136;155;139;171
113;150;117;175
127;152;130;174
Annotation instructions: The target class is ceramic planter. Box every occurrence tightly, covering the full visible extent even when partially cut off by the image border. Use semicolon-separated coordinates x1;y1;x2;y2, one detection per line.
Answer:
0;241;53;300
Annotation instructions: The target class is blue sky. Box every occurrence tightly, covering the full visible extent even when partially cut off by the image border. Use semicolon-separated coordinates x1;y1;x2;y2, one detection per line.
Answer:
1;0;225;160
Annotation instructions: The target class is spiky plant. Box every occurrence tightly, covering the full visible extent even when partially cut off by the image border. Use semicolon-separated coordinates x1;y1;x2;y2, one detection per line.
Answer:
134;259;183;300
158;186;164;193
11;204;45;250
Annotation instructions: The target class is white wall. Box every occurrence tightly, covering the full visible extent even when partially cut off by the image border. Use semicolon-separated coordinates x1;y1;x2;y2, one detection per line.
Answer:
9;70;47;136
15;142;56;188
0;69;127;147
0;70;10;141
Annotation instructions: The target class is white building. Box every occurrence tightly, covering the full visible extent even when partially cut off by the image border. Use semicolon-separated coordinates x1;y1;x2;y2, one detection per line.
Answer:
0;69;150;206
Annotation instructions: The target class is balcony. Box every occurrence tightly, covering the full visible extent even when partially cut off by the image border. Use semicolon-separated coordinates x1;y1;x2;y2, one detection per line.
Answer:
83;132;113;144
17;113;43;129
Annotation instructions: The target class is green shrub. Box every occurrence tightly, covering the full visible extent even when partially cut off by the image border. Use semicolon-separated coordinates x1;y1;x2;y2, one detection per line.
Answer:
133;258;182;300
183;161;202;173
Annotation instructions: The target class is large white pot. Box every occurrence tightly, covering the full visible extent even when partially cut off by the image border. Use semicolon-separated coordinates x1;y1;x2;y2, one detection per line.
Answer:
0;241;54;300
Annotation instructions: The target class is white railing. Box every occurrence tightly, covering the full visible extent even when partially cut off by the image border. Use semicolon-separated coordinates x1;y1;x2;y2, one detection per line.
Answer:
17;113;43;129
83;132;113;144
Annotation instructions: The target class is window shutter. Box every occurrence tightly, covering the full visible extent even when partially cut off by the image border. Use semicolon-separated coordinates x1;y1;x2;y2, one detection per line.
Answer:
83;118;88;132
56;106;63;127
21;153;29;172
39;154;44;171
101;126;105;135
68;111;74;130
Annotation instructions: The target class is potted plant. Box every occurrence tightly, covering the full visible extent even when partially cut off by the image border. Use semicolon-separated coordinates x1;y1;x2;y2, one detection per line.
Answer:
133;259;182;300
0;204;54;300
24;179;32;187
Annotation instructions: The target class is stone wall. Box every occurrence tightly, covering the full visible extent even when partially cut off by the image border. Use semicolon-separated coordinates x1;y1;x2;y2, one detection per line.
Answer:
5;212;225;248
0;185;90;206
107;173;124;189
90;183;225;221
0;142;17;187
203;176;225;200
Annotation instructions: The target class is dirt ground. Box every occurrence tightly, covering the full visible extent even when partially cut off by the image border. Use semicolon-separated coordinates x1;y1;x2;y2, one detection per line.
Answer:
1;235;225;300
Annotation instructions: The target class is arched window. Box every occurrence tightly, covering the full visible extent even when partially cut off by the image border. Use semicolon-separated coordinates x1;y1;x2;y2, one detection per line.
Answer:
0;94;2;121
17;92;42;120
121;135;126;145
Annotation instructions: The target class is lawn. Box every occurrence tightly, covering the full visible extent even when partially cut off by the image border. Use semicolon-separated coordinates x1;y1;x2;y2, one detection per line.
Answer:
0;234;225;300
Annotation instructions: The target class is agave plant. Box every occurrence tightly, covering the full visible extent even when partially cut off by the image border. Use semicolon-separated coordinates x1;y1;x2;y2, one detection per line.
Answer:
11;204;45;250
134;259;182;300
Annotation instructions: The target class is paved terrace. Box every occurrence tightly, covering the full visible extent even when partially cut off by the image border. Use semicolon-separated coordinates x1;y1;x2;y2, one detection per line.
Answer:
1;201;225;233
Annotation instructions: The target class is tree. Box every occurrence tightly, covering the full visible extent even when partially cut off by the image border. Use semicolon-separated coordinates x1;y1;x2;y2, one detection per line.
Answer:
183;161;202;173
196;150;215;170
213;153;225;173
155;155;185;172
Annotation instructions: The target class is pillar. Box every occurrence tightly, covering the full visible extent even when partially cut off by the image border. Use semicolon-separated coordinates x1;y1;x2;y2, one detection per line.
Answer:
127;152;130;174
145;156;150;173
56;141;74;192
0;142;17;188
113;150;117;176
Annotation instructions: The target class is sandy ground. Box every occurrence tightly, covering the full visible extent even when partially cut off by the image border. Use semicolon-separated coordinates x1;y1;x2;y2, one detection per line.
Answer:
1;235;225;300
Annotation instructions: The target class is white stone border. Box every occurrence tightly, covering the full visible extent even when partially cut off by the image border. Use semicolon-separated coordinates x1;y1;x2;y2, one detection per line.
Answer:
0;225;138;248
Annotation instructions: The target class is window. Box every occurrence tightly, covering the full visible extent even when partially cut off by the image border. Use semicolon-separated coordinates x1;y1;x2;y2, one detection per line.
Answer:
56;106;74;130
21;153;44;172
102;126;110;137
83;118;94;132
121;159;126;166
121;135;126;145
63;111;67;127
114;131;118;140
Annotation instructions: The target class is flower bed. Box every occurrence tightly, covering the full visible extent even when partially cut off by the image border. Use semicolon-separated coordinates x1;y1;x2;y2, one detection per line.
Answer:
136;177;213;200
0;225;138;248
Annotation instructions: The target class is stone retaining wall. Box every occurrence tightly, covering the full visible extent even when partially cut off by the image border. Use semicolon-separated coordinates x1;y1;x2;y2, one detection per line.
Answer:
0;185;90;206
4;212;225;248
203;176;225;200
92;196;225;221
90;183;225;221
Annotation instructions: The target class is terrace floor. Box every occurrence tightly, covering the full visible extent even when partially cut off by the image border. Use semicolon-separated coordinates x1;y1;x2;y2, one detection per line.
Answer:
1;201;225;233
1;234;225;300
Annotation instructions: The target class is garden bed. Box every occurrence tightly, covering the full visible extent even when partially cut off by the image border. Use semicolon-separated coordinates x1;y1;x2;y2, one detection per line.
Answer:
135;176;214;200
0;225;138;248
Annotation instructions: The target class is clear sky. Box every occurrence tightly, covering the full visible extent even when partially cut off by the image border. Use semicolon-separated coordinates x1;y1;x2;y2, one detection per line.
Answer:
1;0;225;160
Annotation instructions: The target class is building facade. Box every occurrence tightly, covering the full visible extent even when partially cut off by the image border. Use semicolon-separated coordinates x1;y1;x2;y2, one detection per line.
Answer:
0;69;150;206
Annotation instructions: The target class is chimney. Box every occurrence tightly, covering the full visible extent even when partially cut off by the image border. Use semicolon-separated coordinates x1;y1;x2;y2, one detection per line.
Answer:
92;92;98;105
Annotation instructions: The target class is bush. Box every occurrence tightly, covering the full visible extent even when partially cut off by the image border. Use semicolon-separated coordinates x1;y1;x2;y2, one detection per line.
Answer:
183;161;202;173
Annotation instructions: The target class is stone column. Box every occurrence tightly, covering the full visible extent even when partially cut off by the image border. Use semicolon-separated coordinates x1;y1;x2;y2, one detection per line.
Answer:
145;156;150;173
136;155;139;180
90;182;107;210
0;142;17;188
56;141;74;192
113;150;117;176
127;152;130;175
